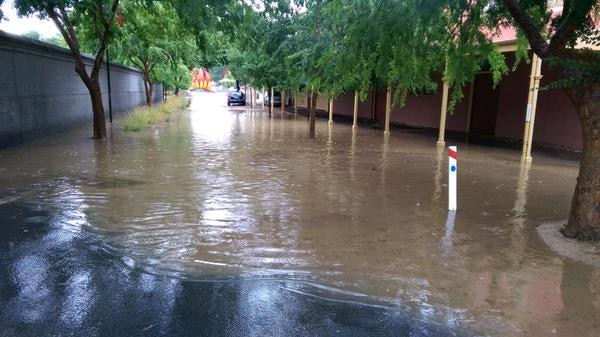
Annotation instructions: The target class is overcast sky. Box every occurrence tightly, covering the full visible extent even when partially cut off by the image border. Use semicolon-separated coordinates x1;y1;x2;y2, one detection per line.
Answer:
0;0;59;38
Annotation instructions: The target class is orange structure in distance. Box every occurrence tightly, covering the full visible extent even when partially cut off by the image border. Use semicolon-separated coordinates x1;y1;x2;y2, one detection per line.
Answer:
190;68;212;90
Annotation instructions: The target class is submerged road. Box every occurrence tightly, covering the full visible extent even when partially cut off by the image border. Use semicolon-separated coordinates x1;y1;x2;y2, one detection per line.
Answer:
0;92;598;336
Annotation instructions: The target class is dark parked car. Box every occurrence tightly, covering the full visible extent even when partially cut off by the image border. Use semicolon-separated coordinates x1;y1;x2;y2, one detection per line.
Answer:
263;91;285;107
227;91;246;106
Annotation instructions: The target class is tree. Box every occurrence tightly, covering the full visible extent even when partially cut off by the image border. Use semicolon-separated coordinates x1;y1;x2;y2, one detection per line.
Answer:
322;0;600;240
432;0;600;240
285;0;333;137
226;0;296;116
494;1;600;240
166;0;239;93
172;0;237;63
12;0;121;139
229;0;335;131
153;62;191;94
112;1;195;105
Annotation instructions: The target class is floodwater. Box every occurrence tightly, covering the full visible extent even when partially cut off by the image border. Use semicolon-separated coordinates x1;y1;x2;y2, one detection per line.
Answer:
1;92;599;336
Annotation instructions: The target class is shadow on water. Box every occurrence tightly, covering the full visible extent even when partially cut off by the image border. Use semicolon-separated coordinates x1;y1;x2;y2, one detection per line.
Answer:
0;201;467;337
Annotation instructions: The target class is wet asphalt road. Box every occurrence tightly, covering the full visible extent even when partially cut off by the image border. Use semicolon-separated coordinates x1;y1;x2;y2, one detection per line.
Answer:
0;202;464;337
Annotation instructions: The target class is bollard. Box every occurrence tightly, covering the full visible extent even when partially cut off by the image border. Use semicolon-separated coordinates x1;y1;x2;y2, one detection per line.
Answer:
448;146;457;211
441;209;456;255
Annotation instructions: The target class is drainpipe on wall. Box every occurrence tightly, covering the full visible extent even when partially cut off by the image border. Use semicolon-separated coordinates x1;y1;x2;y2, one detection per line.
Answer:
106;47;113;123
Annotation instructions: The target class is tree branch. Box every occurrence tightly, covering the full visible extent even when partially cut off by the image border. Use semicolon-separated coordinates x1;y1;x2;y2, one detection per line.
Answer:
91;0;120;79
128;55;143;69
45;5;90;86
548;0;596;54
500;0;549;57
58;7;80;50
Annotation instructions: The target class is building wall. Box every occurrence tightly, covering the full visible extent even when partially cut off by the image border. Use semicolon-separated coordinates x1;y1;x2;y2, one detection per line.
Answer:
333;83;468;132
328;52;582;151
374;90;387;121
471;73;501;136
492;53;581;150
332;93;354;117
494;55;529;140
295;92;329;110
0;32;163;148
446;88;470;132
332;92;374;119
533;65;582;149
391;85;469;131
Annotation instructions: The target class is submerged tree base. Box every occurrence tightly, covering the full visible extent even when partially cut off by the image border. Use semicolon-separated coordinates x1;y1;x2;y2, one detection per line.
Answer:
538;222;600;267
122;96;190;132
562;226;600;242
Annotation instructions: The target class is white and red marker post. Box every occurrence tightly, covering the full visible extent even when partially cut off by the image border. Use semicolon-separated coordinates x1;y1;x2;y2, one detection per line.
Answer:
448;146;457;211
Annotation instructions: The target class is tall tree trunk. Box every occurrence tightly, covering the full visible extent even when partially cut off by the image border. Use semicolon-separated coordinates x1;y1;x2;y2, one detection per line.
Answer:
564;83;600;240
44;1;118;140
75;66;106;140
88;78;107;139
309;91;317;139
145;80;154;107
174;88;180;96
143;64;153;107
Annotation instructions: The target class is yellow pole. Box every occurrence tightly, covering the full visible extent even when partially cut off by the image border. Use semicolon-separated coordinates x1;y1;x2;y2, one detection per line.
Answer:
384;87;391;135
521;57;537;158
294;91;298;118
281;90;286;117
352;91;359;130
328;98;333;124
524;55;543;162
270;87;274;114
437;80;450;146
521;54;538;160
521;57;537;159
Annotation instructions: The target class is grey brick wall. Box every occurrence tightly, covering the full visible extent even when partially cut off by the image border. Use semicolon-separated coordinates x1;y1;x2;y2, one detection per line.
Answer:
0;31;164;148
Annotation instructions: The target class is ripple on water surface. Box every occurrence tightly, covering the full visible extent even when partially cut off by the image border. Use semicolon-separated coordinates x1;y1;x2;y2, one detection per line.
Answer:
1;92;598;337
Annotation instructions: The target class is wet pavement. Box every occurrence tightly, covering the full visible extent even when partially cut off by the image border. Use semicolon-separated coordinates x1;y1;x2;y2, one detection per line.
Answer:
0;92;599;336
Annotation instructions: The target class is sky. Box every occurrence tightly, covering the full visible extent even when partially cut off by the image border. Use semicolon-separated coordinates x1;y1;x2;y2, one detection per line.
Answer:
0;0;59;38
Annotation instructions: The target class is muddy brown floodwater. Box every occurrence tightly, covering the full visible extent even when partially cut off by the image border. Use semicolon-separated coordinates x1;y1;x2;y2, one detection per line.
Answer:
1;92;599;336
